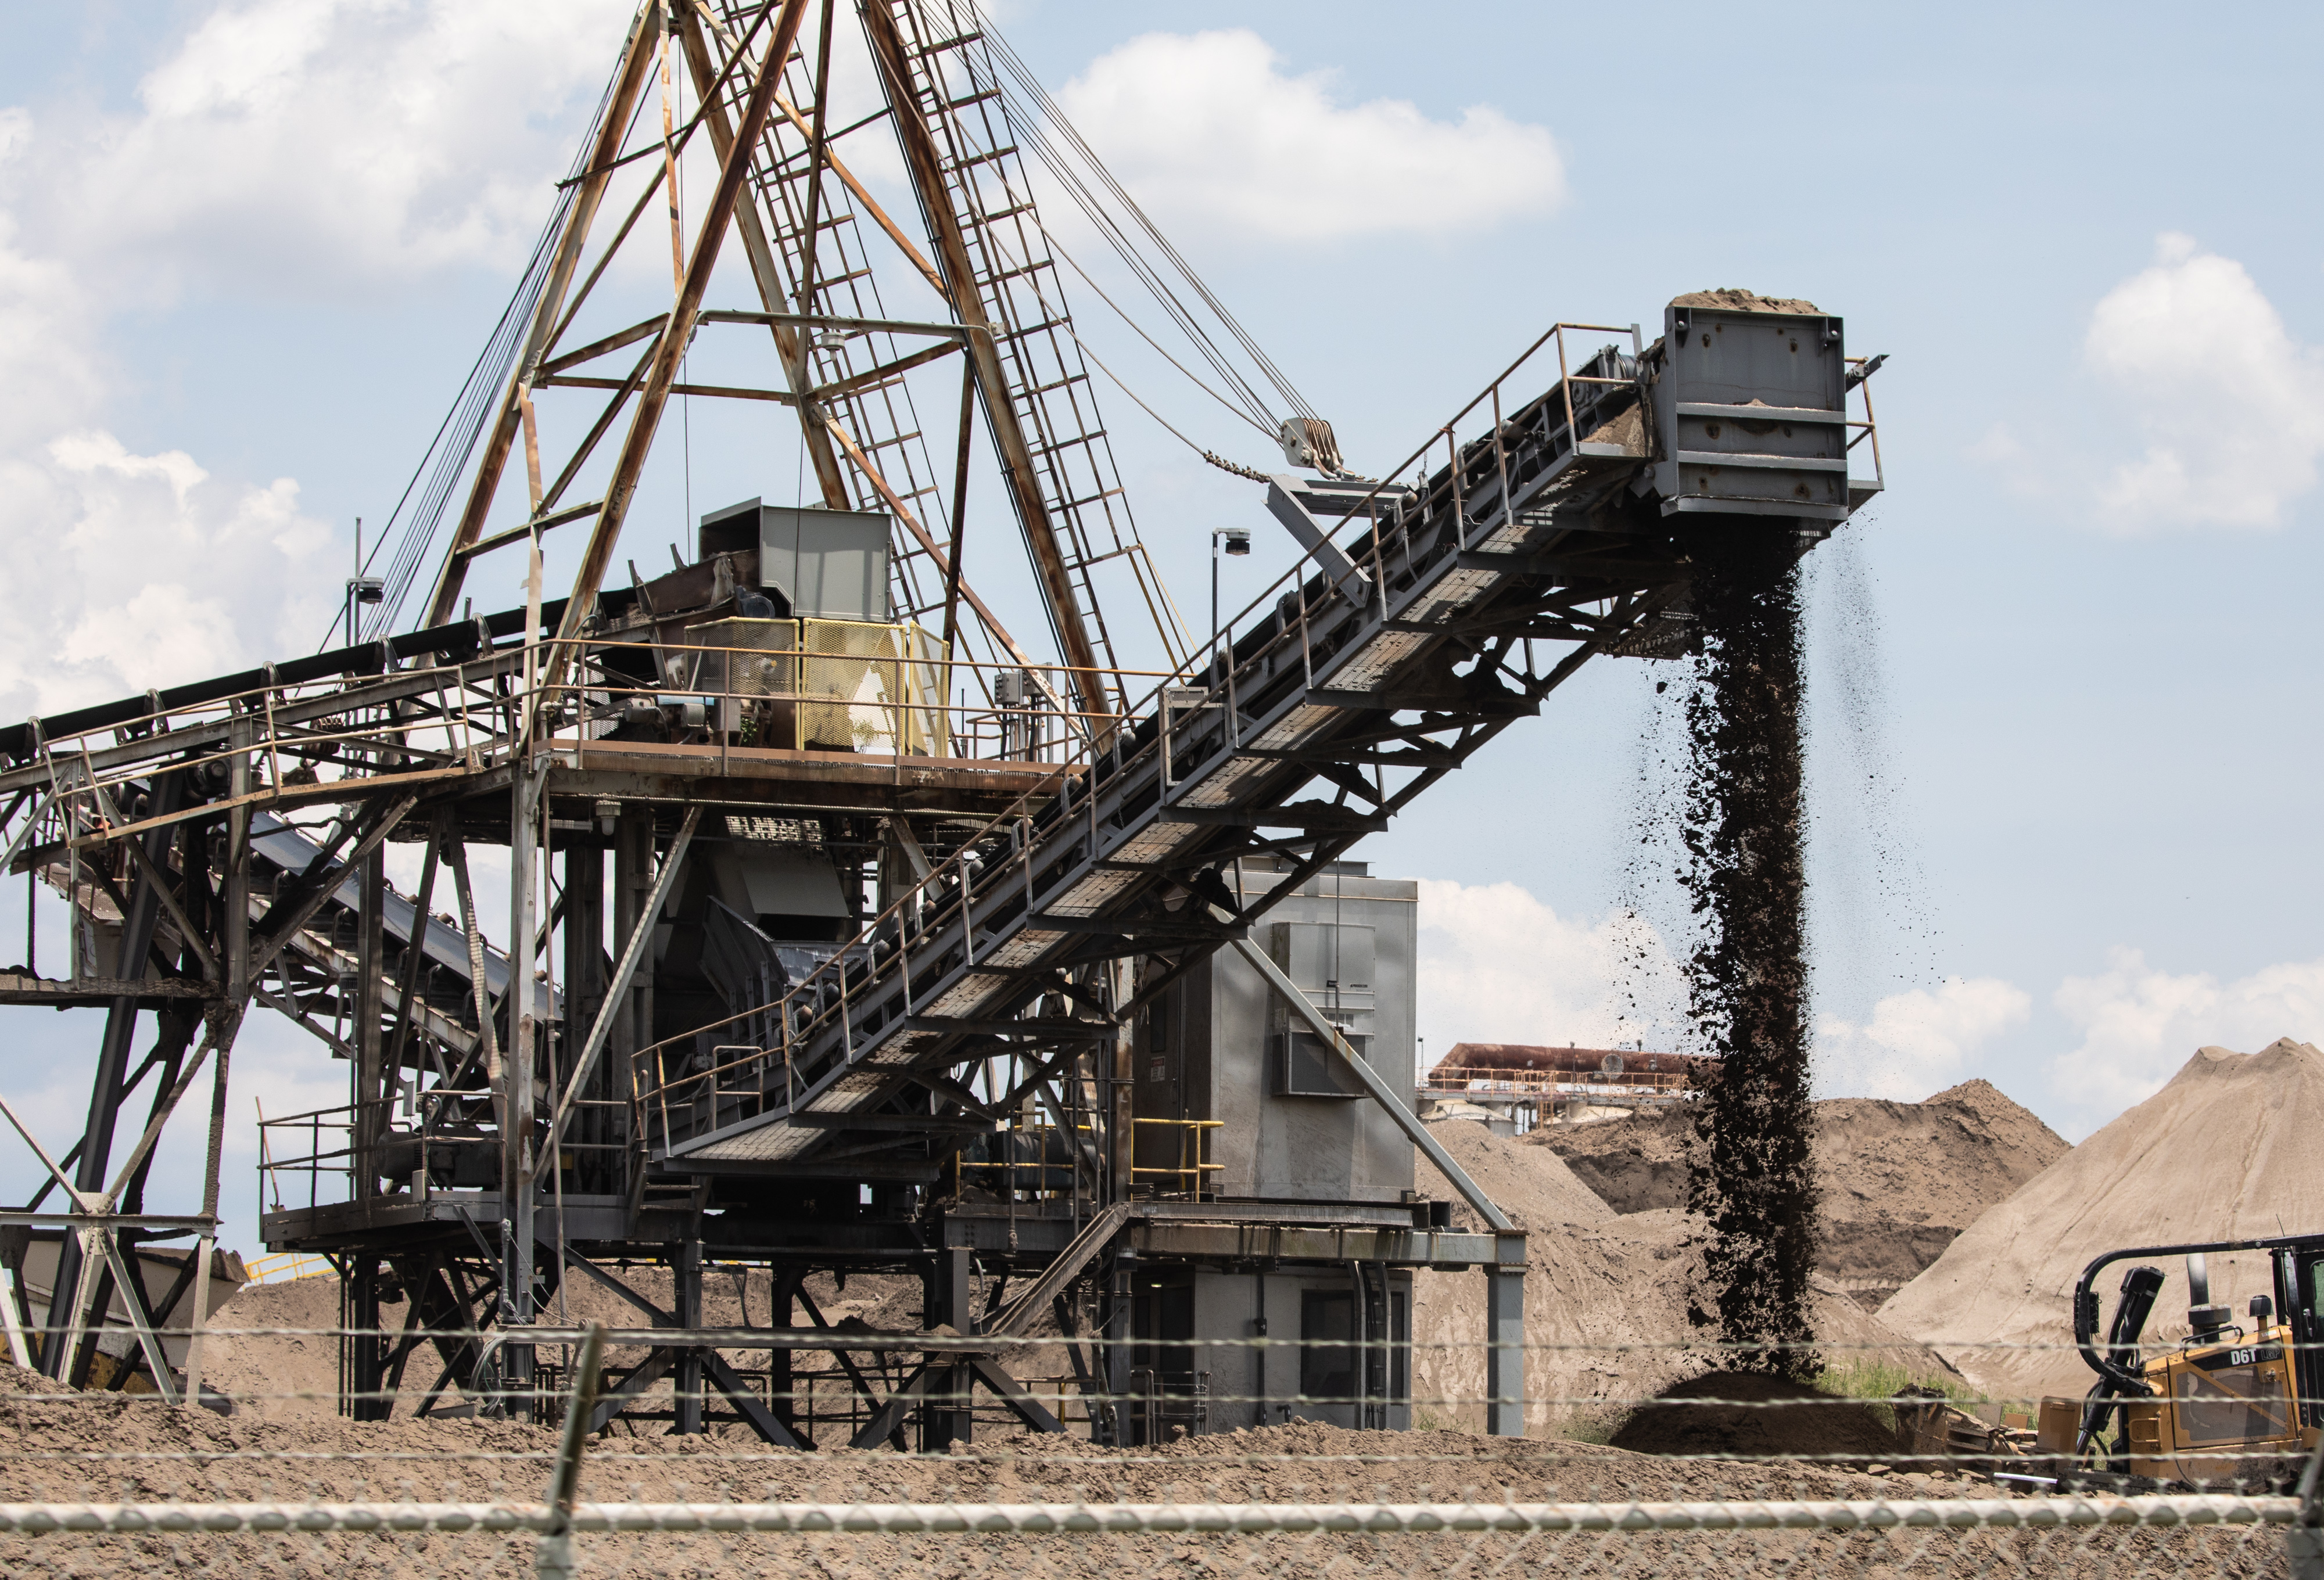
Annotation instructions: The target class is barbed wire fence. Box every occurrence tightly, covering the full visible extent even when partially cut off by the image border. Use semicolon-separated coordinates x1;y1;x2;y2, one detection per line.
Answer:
3;1322;2319;1578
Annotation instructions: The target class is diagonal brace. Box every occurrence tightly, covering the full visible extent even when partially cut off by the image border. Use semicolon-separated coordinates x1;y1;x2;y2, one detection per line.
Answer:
547;805;700;1148
1225;917;1513;1233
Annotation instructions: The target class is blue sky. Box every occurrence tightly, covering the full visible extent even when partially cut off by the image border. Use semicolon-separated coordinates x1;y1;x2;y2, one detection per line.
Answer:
0;1;2319;1249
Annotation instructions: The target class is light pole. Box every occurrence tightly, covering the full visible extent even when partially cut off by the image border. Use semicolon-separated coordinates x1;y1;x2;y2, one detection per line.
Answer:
1210;526;1249;679
344;516;383;647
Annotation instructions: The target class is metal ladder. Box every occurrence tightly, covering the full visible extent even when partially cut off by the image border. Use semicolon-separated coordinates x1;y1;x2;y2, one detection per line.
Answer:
873;0;1189;687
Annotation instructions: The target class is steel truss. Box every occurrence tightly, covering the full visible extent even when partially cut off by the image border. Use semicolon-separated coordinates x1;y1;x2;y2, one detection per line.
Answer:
0;0;1883;1446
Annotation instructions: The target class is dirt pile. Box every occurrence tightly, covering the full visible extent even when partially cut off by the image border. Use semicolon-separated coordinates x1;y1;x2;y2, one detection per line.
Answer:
1530;1079;2067;1299
1609;1370;1899;1465
1816;1080;2068;1298
1414;1121;1947;1438
1420;1116;1615;1229
1529;1107;1692;1213
1881;1039;2324;1403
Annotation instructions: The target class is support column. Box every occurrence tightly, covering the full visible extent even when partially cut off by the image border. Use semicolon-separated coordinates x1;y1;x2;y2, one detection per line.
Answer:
612;810;655;1096
46;773;181;1378
560;841;605;1186
349;1257;388;1421
673;1237;704;1434
1484;1234;1527;1438
355;848;386;1201
923;1245;974;1450
1107;961;1134;1205
186;721;256;1409
769;1267;801;1438
1105;1247;1134;1445
503;759;542;1418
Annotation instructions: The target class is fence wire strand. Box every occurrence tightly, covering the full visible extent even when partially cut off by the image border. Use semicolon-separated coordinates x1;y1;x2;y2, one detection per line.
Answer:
3;1323;2319;1577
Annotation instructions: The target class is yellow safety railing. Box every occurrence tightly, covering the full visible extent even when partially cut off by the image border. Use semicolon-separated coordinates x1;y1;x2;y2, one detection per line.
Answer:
241;1251;333;1285
1130;1118;1224;1201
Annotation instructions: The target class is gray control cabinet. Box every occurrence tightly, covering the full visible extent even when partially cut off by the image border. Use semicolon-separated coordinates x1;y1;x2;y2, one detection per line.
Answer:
1135;860;1416;1204
698;498;892;621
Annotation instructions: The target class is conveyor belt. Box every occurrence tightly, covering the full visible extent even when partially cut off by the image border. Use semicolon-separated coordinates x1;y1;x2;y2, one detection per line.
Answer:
643;304;1872;1171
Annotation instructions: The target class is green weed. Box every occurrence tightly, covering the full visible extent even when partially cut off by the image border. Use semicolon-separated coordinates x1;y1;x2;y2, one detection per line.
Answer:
1813;1360;1979;1432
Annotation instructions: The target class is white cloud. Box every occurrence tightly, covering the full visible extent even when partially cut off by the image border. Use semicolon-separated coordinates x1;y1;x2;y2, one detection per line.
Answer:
20;0;633;297
1816;976;2031;1101
2086;233;2324;529
0;430;334;717
2050;946;2324;1125
1415;879;1682;1075
0;0;614;720
1055;30;1564;243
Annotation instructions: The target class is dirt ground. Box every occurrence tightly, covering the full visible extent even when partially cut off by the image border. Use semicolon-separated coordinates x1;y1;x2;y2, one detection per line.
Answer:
0;1374;2275;1579
1531;1079;2067;1301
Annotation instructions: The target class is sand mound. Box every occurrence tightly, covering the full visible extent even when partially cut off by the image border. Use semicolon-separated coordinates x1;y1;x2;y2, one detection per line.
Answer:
1530;1081;2066;1298
1419;1118;1614;1230
1814;1080;2068;1296
1410;1198;1950;1438
1881;1039;2324;1403
1609;1370;1898;1464
1529;1107;1691;1213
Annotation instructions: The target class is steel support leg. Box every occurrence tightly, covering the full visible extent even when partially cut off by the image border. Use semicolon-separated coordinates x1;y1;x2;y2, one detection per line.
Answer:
673;1237;703;1434
923;1245;974;1450
769;1267;801;1437
1106;1249;1134;1444
1484;1240;1527;1438
349;1257;389;1421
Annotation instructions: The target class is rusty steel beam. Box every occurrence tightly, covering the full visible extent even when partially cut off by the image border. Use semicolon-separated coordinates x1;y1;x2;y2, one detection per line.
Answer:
424;2;666;630
673;3;852;511
551;0;813;662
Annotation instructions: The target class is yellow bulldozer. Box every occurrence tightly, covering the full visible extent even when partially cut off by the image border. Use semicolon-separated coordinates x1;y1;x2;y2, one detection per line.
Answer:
2040;1234;2322;1488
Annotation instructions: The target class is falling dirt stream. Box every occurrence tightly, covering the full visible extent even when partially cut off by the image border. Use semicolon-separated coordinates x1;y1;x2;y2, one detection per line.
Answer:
1677;526;1820;1375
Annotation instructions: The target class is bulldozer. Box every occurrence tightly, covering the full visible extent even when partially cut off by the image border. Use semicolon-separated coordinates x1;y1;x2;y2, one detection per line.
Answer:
2035;1234;2324;1488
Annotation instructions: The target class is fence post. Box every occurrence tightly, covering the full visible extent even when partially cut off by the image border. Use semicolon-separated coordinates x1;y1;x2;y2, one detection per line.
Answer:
535;1320;606;1580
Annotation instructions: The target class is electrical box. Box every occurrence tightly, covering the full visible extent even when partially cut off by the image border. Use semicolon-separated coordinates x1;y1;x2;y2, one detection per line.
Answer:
1275;1028;1367;1098
1269;921;1375;1098
698;498;892;622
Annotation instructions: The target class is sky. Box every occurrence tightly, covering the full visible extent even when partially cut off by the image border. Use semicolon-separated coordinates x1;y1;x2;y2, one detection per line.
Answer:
0;0;2320;1254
